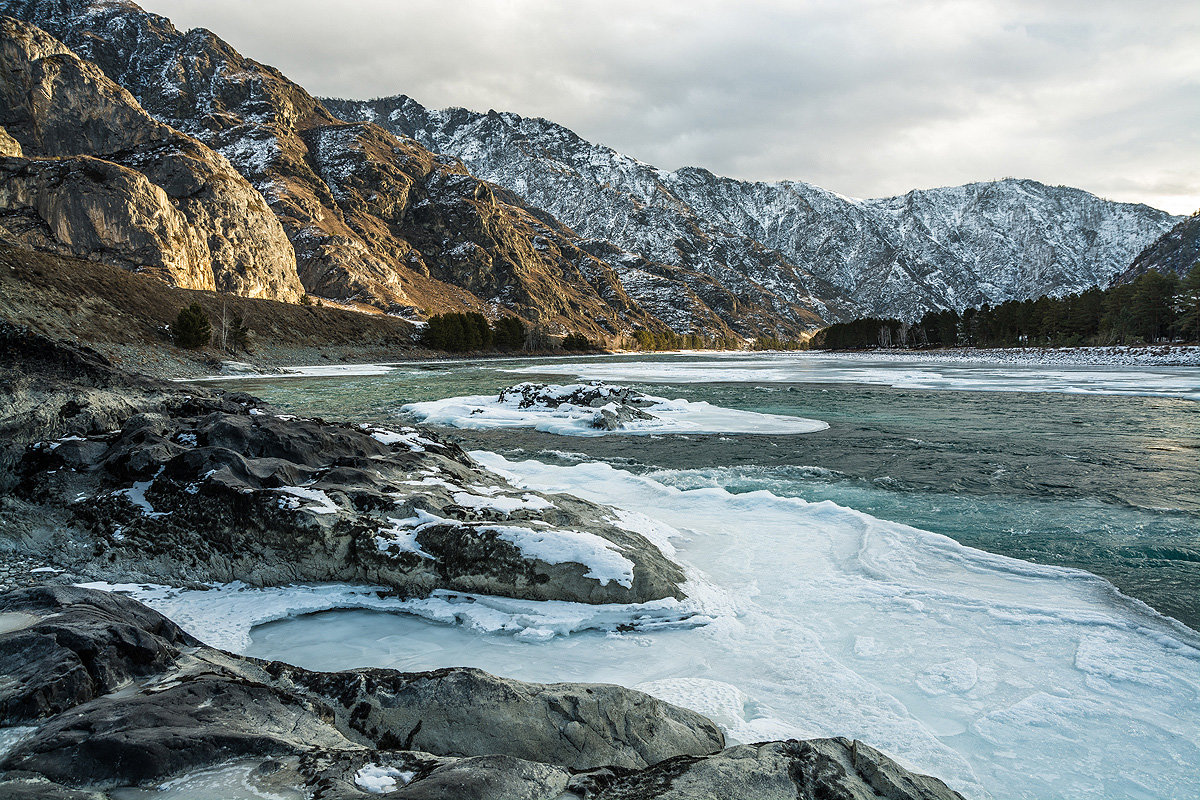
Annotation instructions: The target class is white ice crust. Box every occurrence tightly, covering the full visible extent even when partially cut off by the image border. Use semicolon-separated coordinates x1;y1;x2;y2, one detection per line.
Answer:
354;764;415;794
76;575;728;653
402;383;829;436
502;353;1200;401
460;452;1199;800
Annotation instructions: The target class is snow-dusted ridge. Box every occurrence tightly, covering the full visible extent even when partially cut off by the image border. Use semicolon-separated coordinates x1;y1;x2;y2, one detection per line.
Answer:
325;95;1180;324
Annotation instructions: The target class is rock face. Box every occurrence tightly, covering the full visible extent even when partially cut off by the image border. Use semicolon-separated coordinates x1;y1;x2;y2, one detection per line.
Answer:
327;94;1180;323
586;739;964;800
0;586;964;800
0;15;303;301
0;326;685;605
1112;211;1200;283
1;0;699;338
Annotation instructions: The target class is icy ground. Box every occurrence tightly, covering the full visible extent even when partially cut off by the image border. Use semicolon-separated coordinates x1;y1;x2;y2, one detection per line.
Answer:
230;454;1200;800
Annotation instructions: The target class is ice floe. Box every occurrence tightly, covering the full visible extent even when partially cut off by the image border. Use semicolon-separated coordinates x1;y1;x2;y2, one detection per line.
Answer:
403;381;828;436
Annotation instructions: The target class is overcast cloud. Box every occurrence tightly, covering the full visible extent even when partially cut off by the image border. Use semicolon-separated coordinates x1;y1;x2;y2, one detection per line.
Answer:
146;0;1200;214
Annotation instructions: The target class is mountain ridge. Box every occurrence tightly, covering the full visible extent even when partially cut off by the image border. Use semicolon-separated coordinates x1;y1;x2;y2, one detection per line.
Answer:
326;93;1179;322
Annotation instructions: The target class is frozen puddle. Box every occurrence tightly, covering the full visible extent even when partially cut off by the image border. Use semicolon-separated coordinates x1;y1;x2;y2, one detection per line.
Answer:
108;758;305;800
242;453;1199;800
403;383;828;436
78;577;728;653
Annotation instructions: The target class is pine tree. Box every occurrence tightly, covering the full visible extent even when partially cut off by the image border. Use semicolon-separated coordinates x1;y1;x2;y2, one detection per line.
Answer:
1130;270;1180;342
171;303;212;349
1174;262;1200;343
229;315;252;353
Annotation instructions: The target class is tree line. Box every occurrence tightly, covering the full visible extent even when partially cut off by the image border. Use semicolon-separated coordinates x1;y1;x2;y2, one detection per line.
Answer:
812;264;1200;350
419;313;604;353
622;329;745;351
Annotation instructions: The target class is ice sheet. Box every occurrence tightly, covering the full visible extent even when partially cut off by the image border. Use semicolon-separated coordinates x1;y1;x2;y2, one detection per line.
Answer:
183;363;399;382
502;354;1200;401
244;454;1200;800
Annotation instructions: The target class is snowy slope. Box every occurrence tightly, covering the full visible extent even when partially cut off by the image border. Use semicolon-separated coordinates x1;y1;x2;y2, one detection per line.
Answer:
327;96;1180;321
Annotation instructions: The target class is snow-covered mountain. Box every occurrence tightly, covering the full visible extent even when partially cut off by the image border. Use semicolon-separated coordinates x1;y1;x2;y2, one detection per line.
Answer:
326;96;1180;321
1112;212;1200;284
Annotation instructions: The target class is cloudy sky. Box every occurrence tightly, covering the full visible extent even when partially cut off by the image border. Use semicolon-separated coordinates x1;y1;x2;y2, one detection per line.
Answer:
148;0;1199;215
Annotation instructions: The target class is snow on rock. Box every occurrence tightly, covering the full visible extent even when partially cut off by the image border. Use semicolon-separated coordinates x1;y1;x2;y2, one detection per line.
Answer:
482;524;635;588
354;764;415;794
273;486;339;515
403;382;829;436
326;95;1180;324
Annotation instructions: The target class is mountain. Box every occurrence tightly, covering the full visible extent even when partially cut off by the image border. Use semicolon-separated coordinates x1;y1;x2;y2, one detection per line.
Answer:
0;15;302;301
0;0;1182;339
1;0;725;339
326;95;1180;322
1112;211;1200;284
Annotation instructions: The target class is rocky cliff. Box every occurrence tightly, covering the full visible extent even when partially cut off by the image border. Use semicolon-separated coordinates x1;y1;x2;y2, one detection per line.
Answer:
328;95;1180;322
1;0;714;338
1112;211;1200;283
0;15;302;301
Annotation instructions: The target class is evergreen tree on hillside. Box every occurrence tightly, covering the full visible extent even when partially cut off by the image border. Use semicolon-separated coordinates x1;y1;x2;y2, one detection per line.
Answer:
228;315;252;353
562;332;594;351
491;317;526;350
1174;263;1200;343
1130;270;1180;342
171;303;212;349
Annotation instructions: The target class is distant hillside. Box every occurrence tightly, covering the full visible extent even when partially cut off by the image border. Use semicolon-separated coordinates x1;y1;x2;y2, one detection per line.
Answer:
326;95;1179;322
1112;212;1200;284
0;242;419;373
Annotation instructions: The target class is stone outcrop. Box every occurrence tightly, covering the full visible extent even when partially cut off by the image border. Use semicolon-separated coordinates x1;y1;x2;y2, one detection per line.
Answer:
0;586;964;800
0;15;303;301
0;322;685;605
497;382;657;430
586;738;964;800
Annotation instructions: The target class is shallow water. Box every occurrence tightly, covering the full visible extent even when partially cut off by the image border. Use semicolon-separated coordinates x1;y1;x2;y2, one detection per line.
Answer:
203;352;1200;800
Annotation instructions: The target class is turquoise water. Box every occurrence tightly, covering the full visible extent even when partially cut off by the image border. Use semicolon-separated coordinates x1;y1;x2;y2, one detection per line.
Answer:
215;353;1200;629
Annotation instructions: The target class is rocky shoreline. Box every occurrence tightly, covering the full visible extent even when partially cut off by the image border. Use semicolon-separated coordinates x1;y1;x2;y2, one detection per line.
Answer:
0;322;964;799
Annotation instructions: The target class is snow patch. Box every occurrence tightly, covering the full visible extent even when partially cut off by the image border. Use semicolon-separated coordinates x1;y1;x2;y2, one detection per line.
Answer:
403;383;828;436
354;764;415;794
